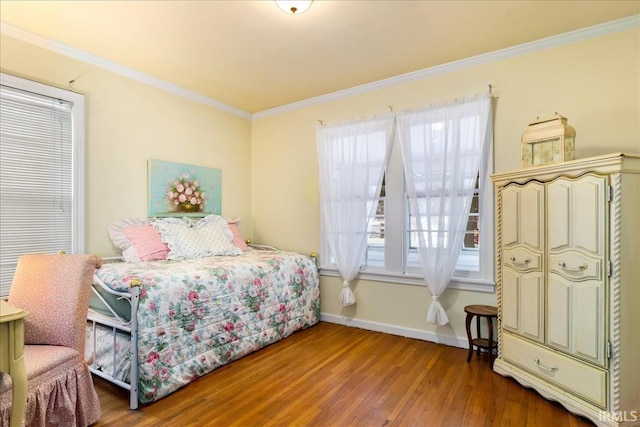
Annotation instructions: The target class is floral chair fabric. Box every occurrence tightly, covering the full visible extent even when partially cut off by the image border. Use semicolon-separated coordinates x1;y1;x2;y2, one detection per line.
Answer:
0;254;103;426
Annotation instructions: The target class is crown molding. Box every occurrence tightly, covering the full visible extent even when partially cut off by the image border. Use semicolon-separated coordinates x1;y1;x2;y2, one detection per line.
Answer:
253;14;640;120
2;14;638;122
0;22;252;120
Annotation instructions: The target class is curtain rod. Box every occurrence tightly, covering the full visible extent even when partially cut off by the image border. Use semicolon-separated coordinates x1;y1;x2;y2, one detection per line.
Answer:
318;85;493;125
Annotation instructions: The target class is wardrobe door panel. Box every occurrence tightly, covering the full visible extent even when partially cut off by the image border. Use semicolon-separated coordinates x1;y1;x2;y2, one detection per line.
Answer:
501;186;519;247
573;280;605;365
520;183;544;251
502;269;520;332
521;274;544;342
547;180;571;251
547;274;570;351
573;177;606;256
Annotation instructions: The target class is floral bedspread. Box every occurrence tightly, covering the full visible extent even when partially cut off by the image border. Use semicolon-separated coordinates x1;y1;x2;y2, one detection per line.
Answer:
94;250;320;403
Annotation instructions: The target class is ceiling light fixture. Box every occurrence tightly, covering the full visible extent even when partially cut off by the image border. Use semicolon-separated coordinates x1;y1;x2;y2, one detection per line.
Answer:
276;0;313;15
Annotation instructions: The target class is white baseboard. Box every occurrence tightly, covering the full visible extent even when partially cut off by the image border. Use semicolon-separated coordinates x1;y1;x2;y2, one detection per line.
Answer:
320;312;468;349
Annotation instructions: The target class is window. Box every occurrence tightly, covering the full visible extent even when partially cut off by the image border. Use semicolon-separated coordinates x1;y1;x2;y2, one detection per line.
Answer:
363;175;385;267
321;112;494;293
404;173;480;271
0;73;85;297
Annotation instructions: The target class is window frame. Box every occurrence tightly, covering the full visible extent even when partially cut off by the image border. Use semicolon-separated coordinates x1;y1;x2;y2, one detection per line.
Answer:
319;124;494;293
0;73;85;297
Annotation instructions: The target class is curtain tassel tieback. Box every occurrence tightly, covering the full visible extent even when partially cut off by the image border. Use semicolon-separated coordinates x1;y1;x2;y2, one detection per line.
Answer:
339;280;356;306
426;293;450;326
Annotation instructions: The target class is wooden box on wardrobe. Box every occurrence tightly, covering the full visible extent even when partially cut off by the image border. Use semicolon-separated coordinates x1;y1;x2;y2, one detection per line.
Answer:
491;153;640;427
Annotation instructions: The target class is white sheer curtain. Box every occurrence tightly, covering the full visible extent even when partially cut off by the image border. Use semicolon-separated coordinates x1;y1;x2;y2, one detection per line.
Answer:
317;116;395;306
397;94;492;325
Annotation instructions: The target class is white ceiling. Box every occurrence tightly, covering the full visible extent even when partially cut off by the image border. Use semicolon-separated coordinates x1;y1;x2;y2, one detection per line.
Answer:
1;1;638;114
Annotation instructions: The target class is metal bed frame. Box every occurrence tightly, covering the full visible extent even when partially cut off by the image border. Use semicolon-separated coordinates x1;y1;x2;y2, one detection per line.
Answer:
86;258;141;410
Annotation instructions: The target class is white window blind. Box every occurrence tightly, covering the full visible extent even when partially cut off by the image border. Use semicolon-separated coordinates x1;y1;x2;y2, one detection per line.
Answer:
0;74;85;296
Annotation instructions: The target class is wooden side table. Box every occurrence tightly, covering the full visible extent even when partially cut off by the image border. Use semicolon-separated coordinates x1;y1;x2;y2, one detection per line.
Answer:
0;300;29;427
464;304;498;368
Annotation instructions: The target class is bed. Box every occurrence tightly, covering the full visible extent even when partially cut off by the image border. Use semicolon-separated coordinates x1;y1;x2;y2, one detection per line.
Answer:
85;247;320;409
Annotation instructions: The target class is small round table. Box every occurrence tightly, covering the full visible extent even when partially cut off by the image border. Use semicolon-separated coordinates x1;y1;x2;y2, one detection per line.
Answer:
464;304;498;367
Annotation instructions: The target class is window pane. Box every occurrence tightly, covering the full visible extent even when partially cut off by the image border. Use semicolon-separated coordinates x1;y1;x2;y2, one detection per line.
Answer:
463;175;480;250
405;173;480;272
364;176;385;267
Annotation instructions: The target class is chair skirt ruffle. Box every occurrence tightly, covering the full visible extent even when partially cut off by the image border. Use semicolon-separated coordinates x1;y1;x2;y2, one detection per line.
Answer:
0;359;100;427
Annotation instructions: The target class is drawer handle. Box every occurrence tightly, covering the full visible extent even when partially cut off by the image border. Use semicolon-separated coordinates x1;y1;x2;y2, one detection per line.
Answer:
533;357;559;373
510;256;532;265
558;261;588;272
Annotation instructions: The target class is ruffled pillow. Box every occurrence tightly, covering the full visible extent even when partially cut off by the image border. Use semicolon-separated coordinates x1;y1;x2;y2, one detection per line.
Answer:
108;218;151;251
152;216;241;260
109;218;170;262
122;226;170;261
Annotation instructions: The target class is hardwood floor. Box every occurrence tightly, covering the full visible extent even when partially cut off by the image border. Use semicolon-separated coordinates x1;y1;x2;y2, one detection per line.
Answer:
93;322;593;426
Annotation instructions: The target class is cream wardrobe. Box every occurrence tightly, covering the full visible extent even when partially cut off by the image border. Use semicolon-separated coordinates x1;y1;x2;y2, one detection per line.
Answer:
492;153;640;427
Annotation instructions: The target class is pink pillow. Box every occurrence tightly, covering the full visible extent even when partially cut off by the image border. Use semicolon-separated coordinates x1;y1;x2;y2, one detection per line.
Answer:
227;222;249;251
122;225;170;261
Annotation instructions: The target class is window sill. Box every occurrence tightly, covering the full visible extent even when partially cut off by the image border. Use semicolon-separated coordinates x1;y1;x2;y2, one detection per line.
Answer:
319;268;495;293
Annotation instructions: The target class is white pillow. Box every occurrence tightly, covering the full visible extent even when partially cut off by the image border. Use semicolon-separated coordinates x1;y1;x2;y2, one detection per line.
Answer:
152;216;241;260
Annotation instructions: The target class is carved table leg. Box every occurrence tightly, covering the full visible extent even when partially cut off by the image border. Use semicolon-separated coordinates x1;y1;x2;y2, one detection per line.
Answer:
465;312;474;362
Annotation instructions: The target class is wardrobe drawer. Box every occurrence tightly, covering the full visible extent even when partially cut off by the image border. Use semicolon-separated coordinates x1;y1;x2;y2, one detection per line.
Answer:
502;333;607;408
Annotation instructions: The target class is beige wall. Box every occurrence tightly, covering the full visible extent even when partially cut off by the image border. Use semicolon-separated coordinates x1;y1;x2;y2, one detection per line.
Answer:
251;29;640;344
0;34;253;256
1;27;638;345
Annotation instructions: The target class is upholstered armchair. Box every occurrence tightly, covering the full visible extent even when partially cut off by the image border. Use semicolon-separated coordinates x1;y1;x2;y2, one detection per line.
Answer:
0;254;103;426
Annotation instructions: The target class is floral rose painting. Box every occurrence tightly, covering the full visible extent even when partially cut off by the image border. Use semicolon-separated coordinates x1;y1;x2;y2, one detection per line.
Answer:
166;175;205;212
148;160;221;217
